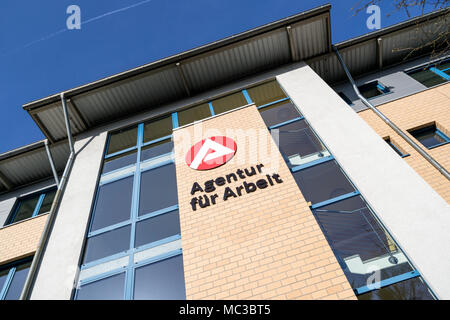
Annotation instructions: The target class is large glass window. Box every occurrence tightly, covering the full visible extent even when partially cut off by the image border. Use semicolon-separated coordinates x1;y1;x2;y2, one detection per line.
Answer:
313;196;415;289
139;163;178;216
260;101;301;128
106;126;138;155
134;255;186;300
211;92;247;115
0;259;32;300
177;103;212;127
90;176;134;232
83;225;132;263
76;272;125;300
358;277;434;300
274;119;328;167
261;80;435;300
135;209;180;247
143;116;173;144
292;161;356;205
246;80;287;107
76;120;184;300
6;188;57;225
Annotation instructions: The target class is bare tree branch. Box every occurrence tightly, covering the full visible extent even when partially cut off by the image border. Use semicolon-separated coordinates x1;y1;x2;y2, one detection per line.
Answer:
352;0;449;62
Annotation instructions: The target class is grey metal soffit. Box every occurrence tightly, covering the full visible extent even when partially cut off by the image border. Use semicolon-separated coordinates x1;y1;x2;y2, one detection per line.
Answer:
0;141;70;193
22;4;332;142
307;8;450;85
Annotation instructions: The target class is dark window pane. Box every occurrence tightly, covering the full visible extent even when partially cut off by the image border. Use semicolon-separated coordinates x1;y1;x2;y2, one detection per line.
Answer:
11;195;40;224
259;102;301;127
4;262;31;300
37;189;57;215
135;210;181;247
409;125;447;149
143;116;172;144
83;225;131;263
141;139;173;162
139;164;178;216
107;126;138;155
247;81;287;106
134;255;186;300
178;104;211;127
91;176;133;232
275;119;326;167
408;68;446;88
211;92;247;115
0;269;9;294
76;272;125;300
292;160;355;204
358;82;388;99
358;277;435;300
313;196;413;289
338;92;353;105
102;151;137;174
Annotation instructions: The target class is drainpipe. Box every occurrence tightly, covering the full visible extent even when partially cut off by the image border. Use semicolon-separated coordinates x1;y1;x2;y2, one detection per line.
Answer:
44;140;59;186
20;92;76;300
333;46;450;181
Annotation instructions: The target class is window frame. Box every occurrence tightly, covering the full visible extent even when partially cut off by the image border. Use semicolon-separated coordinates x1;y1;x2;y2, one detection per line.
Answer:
0;257;33;300
405;58;450;87
258;81;435;299
75;118;184;300
384;137;410;158
408;124;450;150
5;187;57;226
358;81;391;100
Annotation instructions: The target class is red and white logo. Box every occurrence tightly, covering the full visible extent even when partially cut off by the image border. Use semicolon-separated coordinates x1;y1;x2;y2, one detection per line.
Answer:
186;136;237;170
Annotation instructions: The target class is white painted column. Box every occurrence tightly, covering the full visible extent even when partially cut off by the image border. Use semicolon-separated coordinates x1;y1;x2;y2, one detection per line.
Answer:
277;62;450;299
31;132;107;299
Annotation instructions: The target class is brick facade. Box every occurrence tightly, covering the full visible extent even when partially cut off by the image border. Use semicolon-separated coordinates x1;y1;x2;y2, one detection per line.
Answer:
173;105;356;300
0;214;48;265
358;83;450;202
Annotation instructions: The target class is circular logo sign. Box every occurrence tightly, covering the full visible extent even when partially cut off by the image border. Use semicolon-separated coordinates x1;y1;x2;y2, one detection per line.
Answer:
186;136;237;170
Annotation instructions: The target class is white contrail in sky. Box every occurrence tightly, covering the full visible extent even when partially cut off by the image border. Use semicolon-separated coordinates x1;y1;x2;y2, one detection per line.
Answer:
1;0;153;57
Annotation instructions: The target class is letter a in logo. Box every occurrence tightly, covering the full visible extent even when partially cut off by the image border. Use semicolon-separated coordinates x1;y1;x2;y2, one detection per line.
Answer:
186;136;237;170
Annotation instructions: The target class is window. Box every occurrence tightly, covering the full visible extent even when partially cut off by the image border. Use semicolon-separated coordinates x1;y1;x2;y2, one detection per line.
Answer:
210;92;247;115
0;258;32;300
358;81;390;99
384;137;409;157
407;59;450;88
143;116;173;144
177;103;212;127
338;92;353;105
6;188;56;225
292;160;356;205
273;119;329;168
313;197;420;290
358;277;434;300
261;81;434;300
259;101;301;128
409;124;450;149
76;120;185;300
106;126;138;156
246;80;287;107
76;272;125;300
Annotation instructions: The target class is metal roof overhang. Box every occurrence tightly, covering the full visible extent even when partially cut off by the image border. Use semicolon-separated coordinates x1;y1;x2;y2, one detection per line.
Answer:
0;140;70;194
22;4;332;143
307;8;450;85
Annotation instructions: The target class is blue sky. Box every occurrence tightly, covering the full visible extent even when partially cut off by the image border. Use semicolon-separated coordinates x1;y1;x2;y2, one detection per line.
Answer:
0;0;439;153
